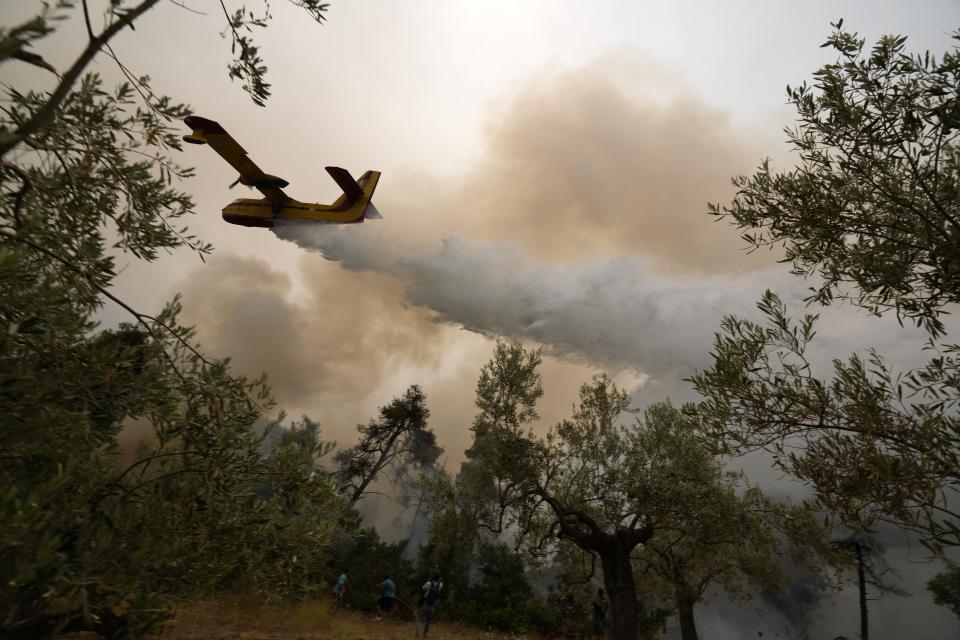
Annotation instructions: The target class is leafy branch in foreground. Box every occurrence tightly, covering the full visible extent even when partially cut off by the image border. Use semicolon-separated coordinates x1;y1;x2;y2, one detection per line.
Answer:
702;25;960;617
0;291;342;638
709;22;960;338
0;2;336;638
1;0;330;160
690;290;960;551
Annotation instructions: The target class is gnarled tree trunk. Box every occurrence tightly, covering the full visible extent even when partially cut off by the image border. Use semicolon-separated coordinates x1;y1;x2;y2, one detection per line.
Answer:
676;587;699;640
599;538;640;640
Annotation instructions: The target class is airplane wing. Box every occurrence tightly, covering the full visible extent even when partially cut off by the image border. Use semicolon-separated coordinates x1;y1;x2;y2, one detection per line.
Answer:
183;116;289;206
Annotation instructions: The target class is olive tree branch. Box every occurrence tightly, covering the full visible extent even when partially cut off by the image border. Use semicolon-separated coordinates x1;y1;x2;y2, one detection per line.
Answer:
81;0;95;40
0;160;30;229
167;0;206;15
0;0;164;159
0;228;267;412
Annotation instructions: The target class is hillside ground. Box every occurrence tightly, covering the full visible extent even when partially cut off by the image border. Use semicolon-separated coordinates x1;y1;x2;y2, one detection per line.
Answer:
156;596;534;640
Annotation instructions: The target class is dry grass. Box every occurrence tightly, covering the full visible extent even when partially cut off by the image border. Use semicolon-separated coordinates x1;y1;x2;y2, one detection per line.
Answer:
157;596;532;640
157;594;333;639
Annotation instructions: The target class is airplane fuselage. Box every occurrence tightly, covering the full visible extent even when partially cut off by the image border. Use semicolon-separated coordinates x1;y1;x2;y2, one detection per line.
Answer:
223;199;367;227
221;170;381;227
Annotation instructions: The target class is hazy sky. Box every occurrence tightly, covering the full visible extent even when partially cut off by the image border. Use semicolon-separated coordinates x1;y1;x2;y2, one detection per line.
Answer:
4;1;960;637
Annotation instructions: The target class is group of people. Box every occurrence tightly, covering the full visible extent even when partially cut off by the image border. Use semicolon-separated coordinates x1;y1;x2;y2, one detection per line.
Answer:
331;568;444;638
546;584;609;639
332;568;610;639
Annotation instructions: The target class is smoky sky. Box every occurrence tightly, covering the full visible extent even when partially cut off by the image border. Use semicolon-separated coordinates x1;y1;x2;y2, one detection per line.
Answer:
261;58;793;384
175;55;960;639
458;72;777;271
6;2;959;636
179;57;786;427
347;63;777;273
179;253;448;413
180;54;950;434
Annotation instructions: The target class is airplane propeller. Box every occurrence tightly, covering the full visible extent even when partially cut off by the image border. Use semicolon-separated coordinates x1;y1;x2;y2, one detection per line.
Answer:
228;176;242;189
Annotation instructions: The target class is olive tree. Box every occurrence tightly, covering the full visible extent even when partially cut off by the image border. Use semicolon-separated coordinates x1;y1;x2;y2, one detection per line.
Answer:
463;341;823;640
0;2;339;637
632;434;830;640
691;291;960;550
695;24;960;620
695;25;960;554
709;22;960;338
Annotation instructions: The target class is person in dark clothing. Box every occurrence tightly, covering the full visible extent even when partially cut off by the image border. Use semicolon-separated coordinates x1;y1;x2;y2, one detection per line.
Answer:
591;588;608;639
415;573;443;638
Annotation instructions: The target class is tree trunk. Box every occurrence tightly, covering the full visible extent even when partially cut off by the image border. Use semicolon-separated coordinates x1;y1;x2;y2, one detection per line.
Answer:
599;543;639;640
676;589;699;640
347;428;403;508
856;542;869;640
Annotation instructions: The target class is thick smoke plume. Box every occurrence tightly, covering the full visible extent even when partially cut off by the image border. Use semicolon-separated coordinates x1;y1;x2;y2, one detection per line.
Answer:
180;56;783;418
178;253;449;417
273;224;800;383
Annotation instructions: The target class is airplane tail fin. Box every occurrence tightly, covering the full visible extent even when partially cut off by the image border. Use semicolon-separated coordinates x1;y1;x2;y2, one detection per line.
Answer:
324;167;382;220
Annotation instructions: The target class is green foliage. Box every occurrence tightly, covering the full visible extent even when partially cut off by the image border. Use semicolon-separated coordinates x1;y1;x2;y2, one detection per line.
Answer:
0;1;71;70
7;72;205;260
218;1;329;106
629;403;831;640
417;526;560;635
469;542;534;611
335;385;442;508
928;564;960;619
336;528;416;612
690;291;960;550
418;469;477;600
0;2;337;638
710;22;960;338
469;338;544;441
699;24;960;556
0;303;343;638
460;342;826;640
0;2;330;159
465;364;656;557
450;542;559;634
450;597;560;636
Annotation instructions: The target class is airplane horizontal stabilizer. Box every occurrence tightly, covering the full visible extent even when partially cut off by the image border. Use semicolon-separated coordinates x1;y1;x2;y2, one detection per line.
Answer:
325;166;364;199
183;115;229;145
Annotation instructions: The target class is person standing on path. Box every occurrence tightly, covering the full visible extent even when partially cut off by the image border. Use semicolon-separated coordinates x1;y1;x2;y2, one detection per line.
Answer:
332;568;348;608
377;575;396;621
415;573;443;638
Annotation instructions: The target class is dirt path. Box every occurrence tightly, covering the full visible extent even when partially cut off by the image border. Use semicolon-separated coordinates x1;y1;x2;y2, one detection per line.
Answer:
158;602;531;640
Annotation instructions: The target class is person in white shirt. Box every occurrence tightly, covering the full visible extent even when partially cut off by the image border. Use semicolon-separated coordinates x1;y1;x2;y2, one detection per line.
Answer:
415;573;443;638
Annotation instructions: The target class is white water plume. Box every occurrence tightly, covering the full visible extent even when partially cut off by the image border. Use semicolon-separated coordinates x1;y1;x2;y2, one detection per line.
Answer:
273;222;804;381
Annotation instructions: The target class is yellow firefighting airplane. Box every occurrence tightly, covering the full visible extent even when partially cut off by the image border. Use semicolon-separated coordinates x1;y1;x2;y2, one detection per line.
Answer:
182;116;381;227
